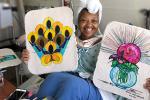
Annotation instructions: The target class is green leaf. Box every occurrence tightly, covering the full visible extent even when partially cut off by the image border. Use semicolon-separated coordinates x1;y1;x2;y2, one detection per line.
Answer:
111;60;118;67
130;64;139;74
120;62;138;74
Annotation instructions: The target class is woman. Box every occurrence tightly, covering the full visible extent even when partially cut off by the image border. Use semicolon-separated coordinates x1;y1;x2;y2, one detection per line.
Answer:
22;1;150;100
23;7;104;100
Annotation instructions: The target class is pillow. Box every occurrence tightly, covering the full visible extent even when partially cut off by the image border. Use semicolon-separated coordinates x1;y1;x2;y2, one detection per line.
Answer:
25;7;78;75
93;21;150;100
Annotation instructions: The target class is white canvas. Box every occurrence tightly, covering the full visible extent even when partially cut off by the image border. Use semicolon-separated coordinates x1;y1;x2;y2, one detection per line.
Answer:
0;48;21;68
25;7;78;75
93;21;150;100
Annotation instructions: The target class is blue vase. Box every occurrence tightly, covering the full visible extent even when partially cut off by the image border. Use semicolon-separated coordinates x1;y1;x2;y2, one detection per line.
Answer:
110;66;137;89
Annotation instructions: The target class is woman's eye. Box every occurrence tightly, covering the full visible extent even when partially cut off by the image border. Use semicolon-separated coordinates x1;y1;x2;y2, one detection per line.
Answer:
92;20;98;23
80;19;86;22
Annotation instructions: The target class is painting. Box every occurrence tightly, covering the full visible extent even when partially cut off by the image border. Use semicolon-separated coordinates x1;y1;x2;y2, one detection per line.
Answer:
27;17;73;66
25;7;78;75
93;21;150;100
0;55;16;63
0;48;22;68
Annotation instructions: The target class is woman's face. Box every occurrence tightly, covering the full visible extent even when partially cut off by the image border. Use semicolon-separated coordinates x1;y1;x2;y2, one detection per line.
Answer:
78;11;99;40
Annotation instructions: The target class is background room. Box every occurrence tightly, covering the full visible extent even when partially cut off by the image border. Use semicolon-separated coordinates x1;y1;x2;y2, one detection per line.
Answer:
0;0;149;99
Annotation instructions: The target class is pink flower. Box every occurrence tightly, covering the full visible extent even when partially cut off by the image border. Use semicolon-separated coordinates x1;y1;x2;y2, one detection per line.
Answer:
117;43;141;64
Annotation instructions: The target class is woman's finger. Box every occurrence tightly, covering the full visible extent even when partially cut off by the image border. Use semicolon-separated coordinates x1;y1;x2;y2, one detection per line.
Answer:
21;49;29;61
143;78;150;93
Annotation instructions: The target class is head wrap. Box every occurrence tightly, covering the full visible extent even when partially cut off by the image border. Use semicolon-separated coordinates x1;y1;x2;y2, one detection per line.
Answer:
74;0;102;25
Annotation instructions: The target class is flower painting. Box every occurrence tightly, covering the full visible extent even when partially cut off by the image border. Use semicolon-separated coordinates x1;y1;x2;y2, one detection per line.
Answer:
93;21;150;100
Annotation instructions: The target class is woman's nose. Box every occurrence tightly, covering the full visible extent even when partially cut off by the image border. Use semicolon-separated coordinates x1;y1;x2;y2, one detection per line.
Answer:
86;21;92;27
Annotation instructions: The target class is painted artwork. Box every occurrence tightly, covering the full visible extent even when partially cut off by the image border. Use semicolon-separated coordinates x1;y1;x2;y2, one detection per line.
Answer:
25;7;78;75
0;55;16;63
109;43;140;89
0;48;22;69
27;17;73;66
93;21;150;100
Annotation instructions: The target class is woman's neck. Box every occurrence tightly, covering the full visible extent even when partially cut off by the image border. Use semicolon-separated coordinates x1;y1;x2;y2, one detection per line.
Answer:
79;35;95;40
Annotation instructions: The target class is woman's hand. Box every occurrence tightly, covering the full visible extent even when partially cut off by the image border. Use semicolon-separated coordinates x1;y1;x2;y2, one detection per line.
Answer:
21;49;29;62
144;78;150;93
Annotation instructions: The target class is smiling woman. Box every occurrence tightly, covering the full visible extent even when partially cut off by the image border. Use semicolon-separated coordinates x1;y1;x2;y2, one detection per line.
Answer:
20;0;150;100
34;1;109;100
23;0;105;99
78;8;99;40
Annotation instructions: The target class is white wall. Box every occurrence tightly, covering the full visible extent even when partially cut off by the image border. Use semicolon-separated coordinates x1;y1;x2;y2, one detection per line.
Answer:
0;0;22;47
100;0;150;32
23;0;62;7
0;0;7;2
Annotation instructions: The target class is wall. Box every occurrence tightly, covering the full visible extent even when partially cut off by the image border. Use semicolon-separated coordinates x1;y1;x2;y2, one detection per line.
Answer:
71;0;150;32
23;0;62;7
0;0;21;47
99;0;150;32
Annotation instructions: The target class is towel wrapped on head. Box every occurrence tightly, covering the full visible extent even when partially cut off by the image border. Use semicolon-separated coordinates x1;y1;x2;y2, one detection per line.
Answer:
75;0;102;24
